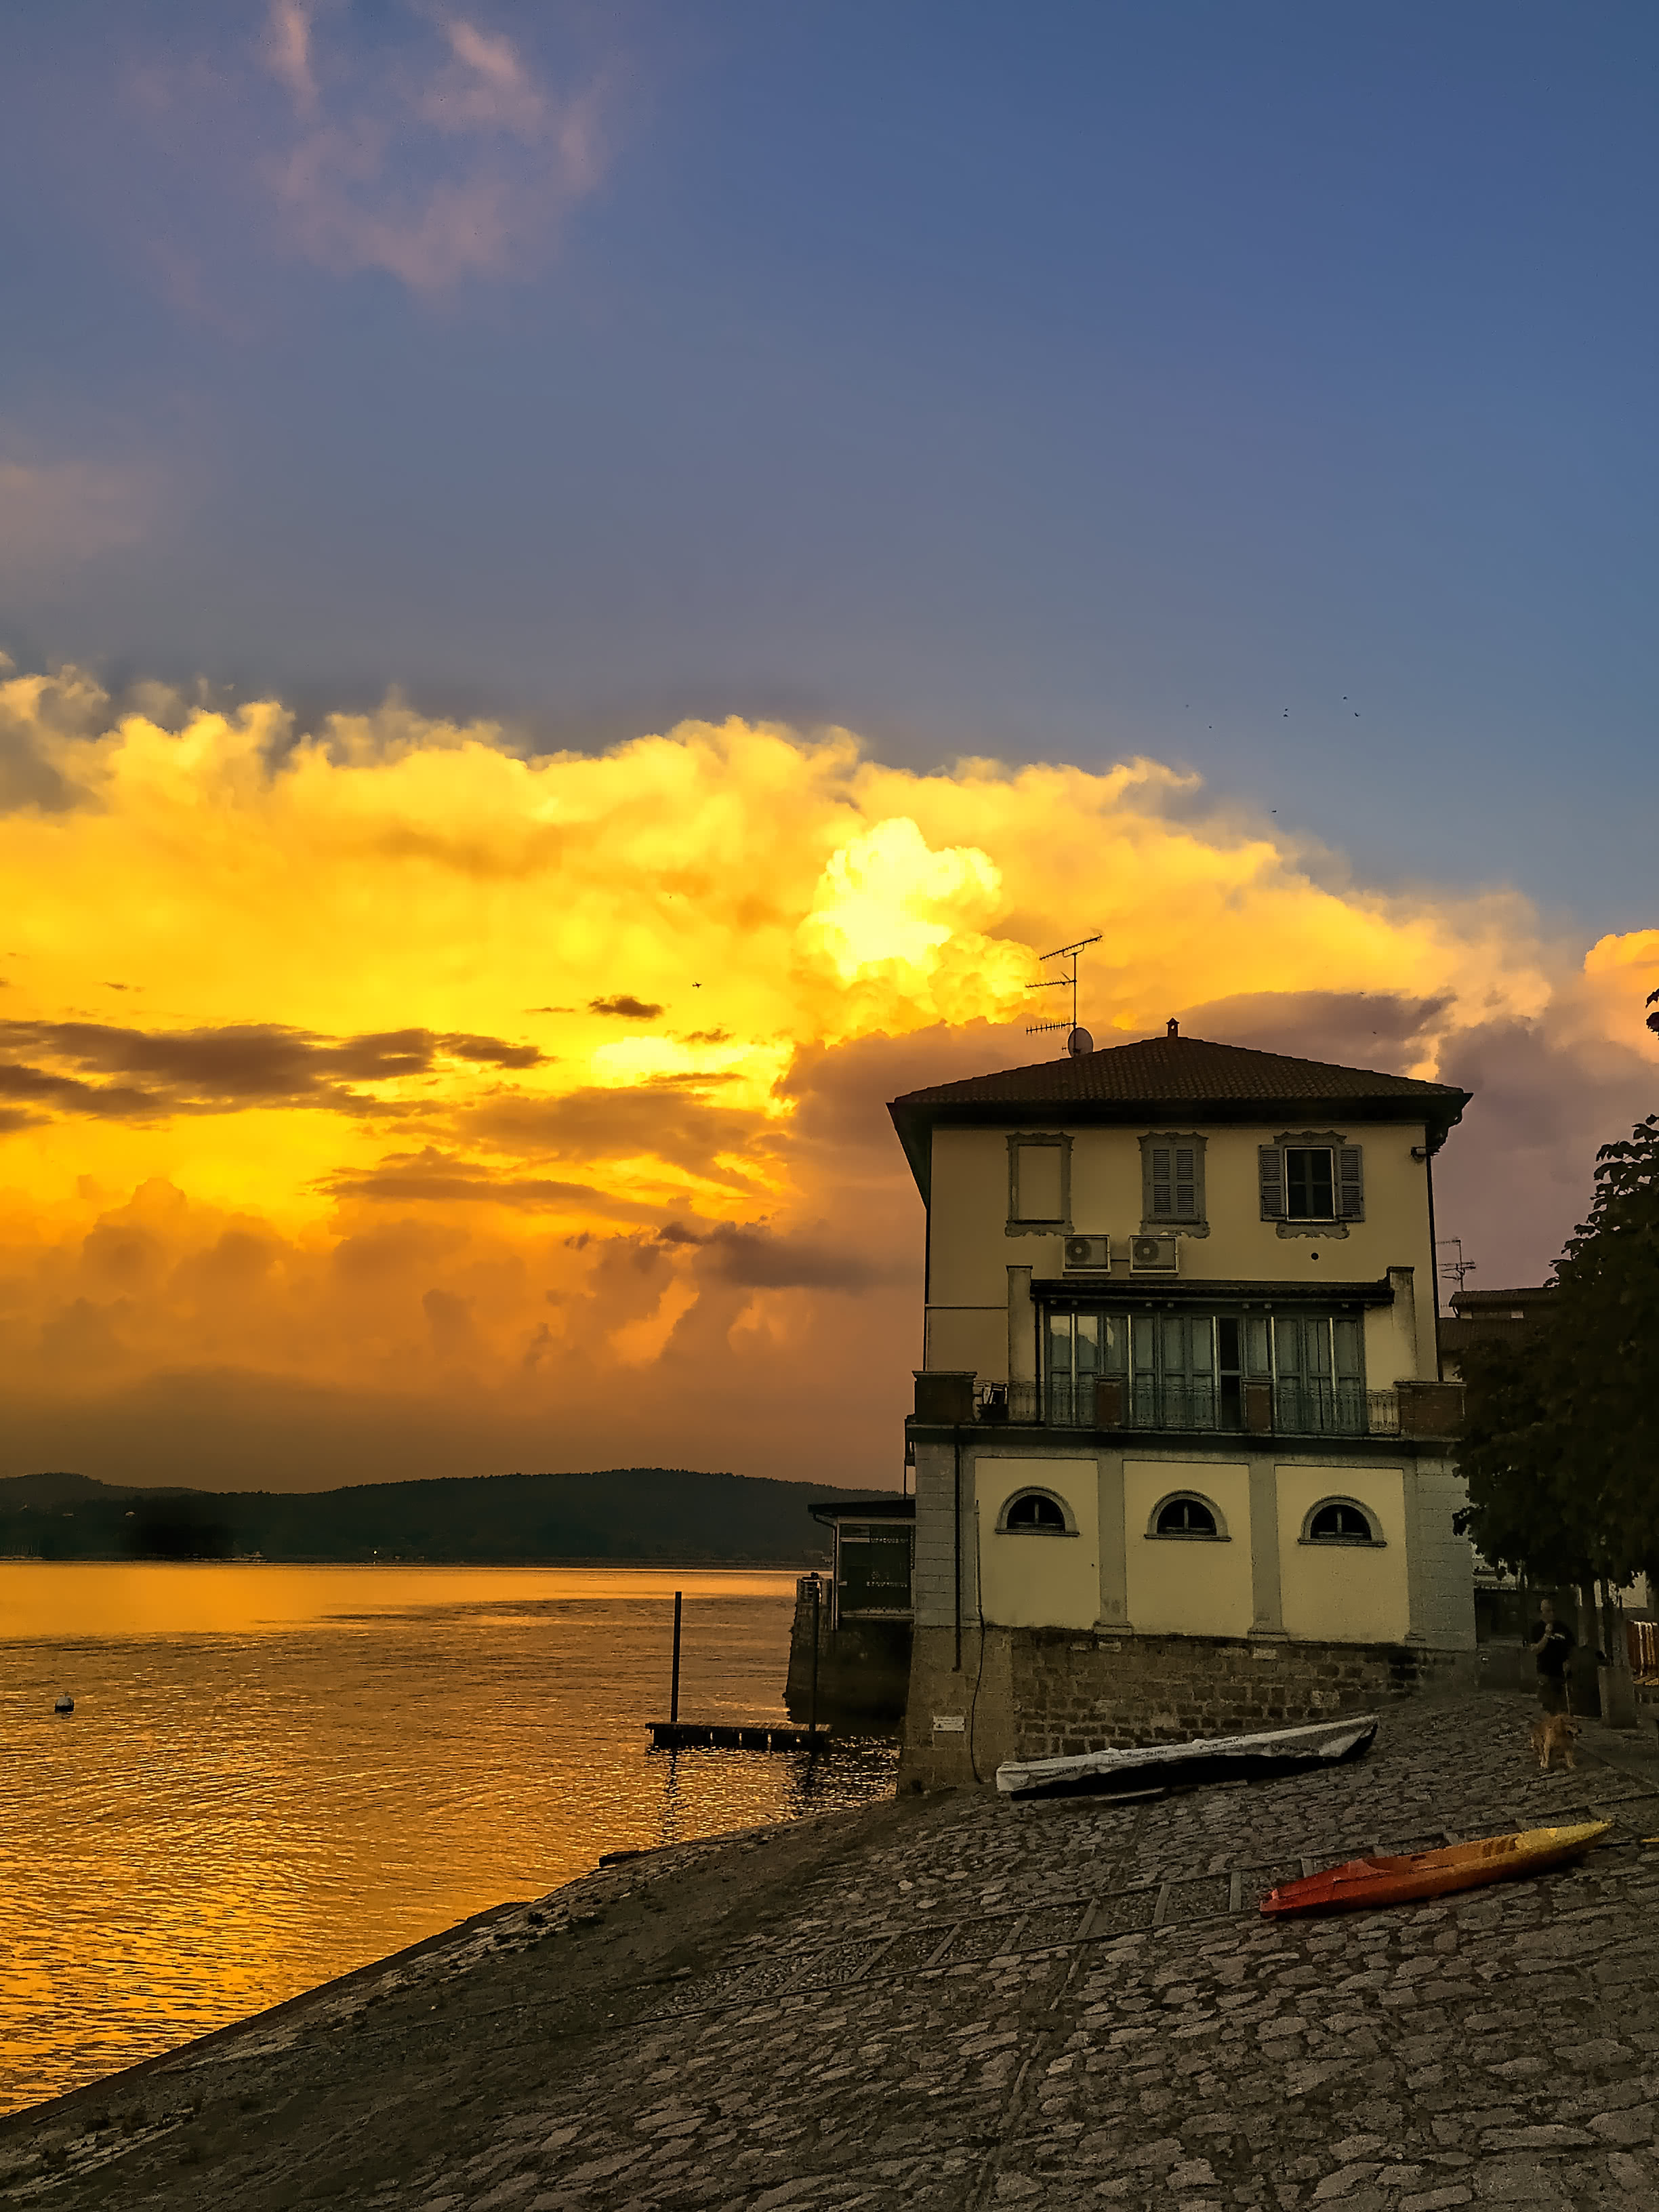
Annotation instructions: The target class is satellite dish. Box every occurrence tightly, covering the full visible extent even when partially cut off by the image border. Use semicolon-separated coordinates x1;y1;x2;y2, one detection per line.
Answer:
1067;1027;1094;1057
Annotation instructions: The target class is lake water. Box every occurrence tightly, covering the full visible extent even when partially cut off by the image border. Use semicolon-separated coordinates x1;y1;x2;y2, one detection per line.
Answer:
0;1563;898;2116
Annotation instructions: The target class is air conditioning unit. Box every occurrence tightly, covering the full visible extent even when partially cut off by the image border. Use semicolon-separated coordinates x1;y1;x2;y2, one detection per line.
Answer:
1064;1235;1110;1270
1129;1235;1179;1275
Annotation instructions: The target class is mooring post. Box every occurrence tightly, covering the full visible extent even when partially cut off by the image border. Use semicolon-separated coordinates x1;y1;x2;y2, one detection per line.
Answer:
670;1589;683;1726
808;1576;821;1745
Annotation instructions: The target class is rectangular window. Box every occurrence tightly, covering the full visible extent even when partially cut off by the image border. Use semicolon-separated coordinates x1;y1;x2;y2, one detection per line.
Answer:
1012;1139;1065;1223
1263;1138;1364;1223
1285;1147;1335;1220
1272;1313;1366;1433
837;1525;913;1614
1046;1309;1123;1425
1141;1132;1205;1228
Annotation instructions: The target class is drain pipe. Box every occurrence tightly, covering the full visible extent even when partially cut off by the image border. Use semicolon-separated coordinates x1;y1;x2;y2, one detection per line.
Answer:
1422;1142;1443;1380
953;1429;963;1675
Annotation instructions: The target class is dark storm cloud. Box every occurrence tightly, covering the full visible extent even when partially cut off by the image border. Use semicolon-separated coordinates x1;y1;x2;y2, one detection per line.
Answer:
0;1021;544;1120
588;995;663;1019
1173;990;1454;1074
655;1218;896;1292
1431;1015;1658;1277
469;1081;767;1183
0;1057;157;1118
779;1020;1037;1153
1134;988;1656;1286
427;1033;544;1069
320;1146;660;1223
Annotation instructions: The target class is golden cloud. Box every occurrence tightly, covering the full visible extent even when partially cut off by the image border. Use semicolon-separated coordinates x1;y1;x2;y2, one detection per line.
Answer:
0;665;1652;1487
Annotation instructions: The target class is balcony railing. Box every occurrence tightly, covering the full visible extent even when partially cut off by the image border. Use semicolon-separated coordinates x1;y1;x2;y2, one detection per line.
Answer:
915;1368;1460;1438
972;1378;1414;1439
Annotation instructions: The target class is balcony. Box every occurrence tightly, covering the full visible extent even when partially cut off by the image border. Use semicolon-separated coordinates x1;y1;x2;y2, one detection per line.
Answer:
959;1376;1462;1441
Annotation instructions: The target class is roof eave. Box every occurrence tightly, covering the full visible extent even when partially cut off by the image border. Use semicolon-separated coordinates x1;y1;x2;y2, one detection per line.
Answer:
890;1087;1471;1152
888;1099;932;1202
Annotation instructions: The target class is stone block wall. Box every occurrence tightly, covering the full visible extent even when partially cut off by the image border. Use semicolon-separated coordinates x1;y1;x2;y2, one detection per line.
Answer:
899;1620;1477;1789
1009;1629;1473;1760
1406;1462;1478;1649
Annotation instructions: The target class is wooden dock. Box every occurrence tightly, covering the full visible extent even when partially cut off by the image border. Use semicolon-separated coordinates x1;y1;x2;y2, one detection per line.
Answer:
648;1721;824;1751
647;1587;826;1750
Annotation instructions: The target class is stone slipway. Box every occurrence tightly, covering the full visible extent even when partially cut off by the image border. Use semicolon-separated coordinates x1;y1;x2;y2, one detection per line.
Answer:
4;1694;1659;2210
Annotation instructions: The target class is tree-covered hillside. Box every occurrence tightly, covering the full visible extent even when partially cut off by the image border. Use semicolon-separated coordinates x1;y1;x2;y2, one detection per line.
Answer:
0;1467;848;1565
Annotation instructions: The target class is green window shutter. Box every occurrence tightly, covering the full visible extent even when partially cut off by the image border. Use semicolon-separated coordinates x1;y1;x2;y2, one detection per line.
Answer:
1338;1146;1364;1219
1150;1145;1173;1217
1258;1145;1284;1218
1174;1145;1197;1219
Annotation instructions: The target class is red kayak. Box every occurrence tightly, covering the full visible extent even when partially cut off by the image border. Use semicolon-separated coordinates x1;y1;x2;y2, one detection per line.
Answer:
1260;1820;1611;1917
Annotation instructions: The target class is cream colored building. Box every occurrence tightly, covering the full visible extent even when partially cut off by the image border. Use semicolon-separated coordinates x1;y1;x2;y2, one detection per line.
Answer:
888;1024;1477;1787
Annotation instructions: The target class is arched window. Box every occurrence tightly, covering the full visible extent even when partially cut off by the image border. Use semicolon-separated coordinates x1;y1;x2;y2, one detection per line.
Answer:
1305;1498;1380;1544
1155;1495;1218;1538
1002;1490;1069;1533
1148;1492;1225;1540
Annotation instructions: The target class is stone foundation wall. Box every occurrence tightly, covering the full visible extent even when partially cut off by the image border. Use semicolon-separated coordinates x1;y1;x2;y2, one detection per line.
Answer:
1010;1629;1474;1760
899;1621;1477;1790
783;1595;912;1723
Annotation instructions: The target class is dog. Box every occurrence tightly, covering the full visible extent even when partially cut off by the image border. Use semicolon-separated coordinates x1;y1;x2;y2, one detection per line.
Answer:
1530;1712;1580;1772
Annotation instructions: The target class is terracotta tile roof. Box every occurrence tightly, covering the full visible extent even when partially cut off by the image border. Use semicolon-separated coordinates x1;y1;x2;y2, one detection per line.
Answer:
886;1031;1471;1195
890;1031;1469;1112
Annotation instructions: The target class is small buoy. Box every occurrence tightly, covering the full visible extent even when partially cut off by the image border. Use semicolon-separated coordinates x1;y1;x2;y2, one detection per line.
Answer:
54;1694;74;1715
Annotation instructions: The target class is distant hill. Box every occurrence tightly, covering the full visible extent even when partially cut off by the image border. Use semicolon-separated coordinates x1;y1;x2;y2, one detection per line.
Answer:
0;1468;853;1565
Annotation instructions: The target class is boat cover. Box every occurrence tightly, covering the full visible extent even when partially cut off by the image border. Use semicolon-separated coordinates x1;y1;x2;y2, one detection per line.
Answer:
996;1715;1378;1800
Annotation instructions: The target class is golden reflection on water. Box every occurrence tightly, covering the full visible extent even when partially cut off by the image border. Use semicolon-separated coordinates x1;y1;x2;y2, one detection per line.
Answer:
0;1564;897;2114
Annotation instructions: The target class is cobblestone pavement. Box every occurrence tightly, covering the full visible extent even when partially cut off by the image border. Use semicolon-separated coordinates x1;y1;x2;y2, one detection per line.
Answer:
6;1693;1659;2209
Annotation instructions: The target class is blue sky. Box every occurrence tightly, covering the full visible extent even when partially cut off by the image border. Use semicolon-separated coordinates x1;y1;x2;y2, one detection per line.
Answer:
3;0;1655;932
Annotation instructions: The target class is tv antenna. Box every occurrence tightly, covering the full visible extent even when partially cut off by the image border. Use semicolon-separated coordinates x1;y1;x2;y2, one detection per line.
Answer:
1026;934;1101;1054
1437;1237;1477;1294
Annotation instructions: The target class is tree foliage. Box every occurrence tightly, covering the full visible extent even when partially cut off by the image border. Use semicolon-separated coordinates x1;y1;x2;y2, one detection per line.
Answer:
1459;1112;1659;1587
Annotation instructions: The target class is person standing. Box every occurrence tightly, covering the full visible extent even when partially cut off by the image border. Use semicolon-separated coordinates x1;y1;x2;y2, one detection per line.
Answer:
1529;1596;1576;1714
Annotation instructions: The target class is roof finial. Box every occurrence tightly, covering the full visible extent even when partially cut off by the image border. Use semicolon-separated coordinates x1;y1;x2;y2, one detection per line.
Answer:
1167;1017;1179;1038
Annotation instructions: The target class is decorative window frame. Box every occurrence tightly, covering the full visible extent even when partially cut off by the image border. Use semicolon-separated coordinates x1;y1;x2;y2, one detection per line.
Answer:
1139;1131;1210;1237
1145;1490;1230;1542
1006;1132;1071;1237
1263;1130;1361;1239
996;1486;1079;1536
1298;1495;1385;1547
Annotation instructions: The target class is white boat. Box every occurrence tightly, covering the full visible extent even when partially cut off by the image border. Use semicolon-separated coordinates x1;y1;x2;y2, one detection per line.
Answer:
996;1714;1378;1800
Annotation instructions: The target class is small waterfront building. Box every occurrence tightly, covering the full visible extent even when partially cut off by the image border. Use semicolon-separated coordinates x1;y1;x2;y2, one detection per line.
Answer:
783;1494;915;1723
886;1025;1478;1787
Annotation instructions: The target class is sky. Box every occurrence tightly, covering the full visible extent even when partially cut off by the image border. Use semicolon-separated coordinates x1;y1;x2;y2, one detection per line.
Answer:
1;3;1654;1490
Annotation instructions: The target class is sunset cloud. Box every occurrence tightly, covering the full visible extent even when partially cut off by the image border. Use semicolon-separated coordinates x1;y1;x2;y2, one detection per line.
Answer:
0;452;150;586
259;2;608;291
0;661;1652;1488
